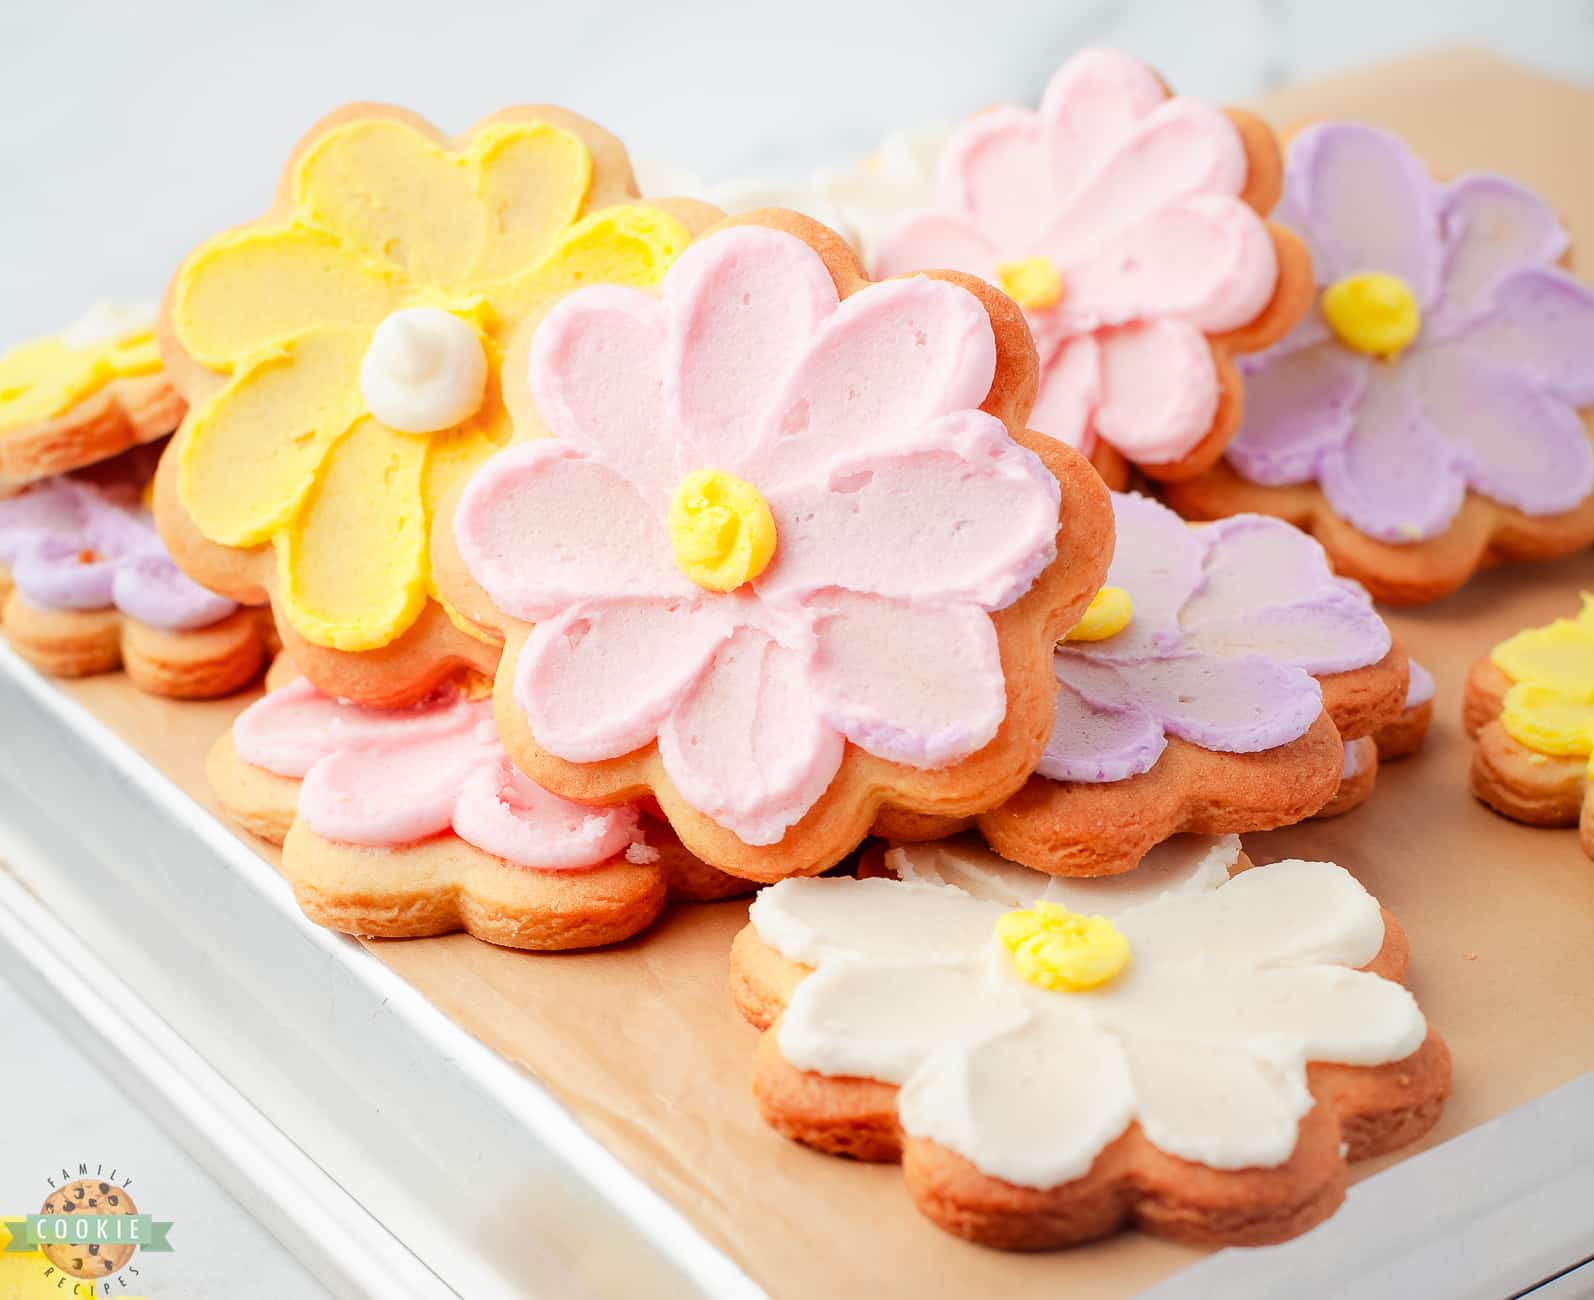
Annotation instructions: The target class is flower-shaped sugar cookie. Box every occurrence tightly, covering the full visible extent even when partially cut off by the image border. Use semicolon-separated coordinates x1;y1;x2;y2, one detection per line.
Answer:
874;48;1311;486
1167;124;1594;604
880;492;1404;874
0;477;267;696
1465;596;1594;858
208;675;749;949
440;214;1113;881
0;302;185;488
157;103;703;707
731;834;1450;1251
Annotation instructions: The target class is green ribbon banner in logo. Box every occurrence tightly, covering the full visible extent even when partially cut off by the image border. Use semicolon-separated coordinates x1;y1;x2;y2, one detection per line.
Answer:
4;1215;175;1251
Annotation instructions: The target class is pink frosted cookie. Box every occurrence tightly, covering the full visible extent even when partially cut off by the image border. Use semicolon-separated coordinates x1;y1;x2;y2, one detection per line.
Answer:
0;474;266;696
879;493;1406;874
730;834;1450;1251
207;677;748;949
1166;123;1594;603
873;48;1312;487
435;213;1114;882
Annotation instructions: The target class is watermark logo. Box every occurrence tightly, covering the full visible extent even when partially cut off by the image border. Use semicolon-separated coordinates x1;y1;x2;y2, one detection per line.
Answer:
2;1163;173;1298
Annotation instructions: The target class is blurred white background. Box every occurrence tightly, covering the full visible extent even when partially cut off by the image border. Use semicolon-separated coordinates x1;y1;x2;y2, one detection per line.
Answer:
2;0;1593;345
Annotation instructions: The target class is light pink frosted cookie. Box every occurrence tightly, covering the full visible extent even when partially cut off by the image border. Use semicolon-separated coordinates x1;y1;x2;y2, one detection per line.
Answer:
873;48;1313;486
207;677;748;949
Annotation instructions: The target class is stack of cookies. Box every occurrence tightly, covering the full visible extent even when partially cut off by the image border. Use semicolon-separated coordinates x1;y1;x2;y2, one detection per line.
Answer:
11;43;1594;1259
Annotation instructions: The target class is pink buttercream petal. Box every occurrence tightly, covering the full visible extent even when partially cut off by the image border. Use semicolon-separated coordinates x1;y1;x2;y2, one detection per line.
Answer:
664;226;839;471
452;759;641;869
456;442;692;624
1317;365;1466;541
1029;334;1101;454
806;590;1004;767
1445;269;1594;405
1412;344;1594;516
1288;124;1442;305
1091;319;1220;464
1038;48;1167;194
515;597;735;764
528;285;676;501
1057;195;1277;334
759;410;1060;611
1091;491;1203;661
934;105;1057;250
1227;342;1367;485
872;210;1000;283
233;679;484;782
657;627;845;846
1037;98;1250;262
300;716;491;846
1430;175;1568;334
748;275;999;486
1040;658;1166;783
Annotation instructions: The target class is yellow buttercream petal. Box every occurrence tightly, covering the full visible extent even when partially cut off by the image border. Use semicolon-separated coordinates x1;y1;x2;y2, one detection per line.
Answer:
173;226;399;368
1491;594;1594;697
0;331;162;431
1500;682;1594;759
294;119;481;291
488;204;693;320
277;417;430;650
179;325;367;547
467;122;594;284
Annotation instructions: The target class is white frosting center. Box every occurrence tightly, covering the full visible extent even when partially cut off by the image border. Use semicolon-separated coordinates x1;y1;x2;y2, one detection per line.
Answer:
360;308;487;434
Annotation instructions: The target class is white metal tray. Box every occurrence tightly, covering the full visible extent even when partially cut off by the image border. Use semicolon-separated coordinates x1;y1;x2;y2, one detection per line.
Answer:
1;642;1591;1300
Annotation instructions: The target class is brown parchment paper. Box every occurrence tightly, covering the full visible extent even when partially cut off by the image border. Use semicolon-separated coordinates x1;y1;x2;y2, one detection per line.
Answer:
41;49;1594;1300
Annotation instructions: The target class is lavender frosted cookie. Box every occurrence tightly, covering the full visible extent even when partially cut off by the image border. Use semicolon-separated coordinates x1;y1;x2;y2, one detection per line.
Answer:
1166;123;1594;603
878;492;1407;874
0;476;267;696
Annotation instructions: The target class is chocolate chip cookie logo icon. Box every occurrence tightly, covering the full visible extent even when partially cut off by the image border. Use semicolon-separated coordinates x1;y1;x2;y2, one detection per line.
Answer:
2;1163;173;1299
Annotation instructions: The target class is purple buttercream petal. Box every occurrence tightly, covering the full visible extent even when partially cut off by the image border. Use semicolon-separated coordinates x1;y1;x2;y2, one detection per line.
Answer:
1182;588;1392;676
0;481;90;566
1411;344;1594;517
1183;514;1343;620
1429;175;1568;335
1041;658;1167;783
1227;341;1367;484
1445;268;1594;405
1317;364;1467;541
112;553;236;630
1289;124;1443;307
1090;492;1203;662
12;536;120;610
1132;652;1323;754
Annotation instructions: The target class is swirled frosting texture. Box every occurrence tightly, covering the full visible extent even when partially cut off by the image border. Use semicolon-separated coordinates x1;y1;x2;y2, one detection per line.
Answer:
1040;493;1390;782
233;677;643;867
169;111;690;653
752;836;1422;1185
1488;595;1594;771
873;48;1277;464
1228;124;1594;541
0;479;235;630
458;225;1061;846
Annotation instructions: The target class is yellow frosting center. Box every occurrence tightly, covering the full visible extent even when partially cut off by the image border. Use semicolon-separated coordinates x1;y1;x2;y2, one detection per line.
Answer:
668;469;777;592
995;903;1131;992
997;257;1063;312
1064;586;1133;642
1321;272;1421;359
